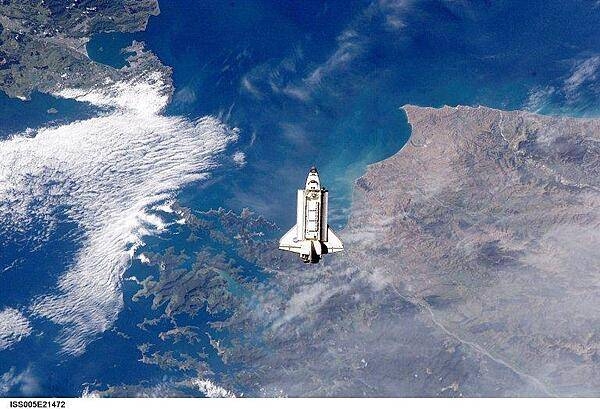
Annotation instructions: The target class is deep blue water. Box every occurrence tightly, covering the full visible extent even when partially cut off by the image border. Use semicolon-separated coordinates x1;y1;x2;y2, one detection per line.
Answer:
90;0;600;228
1;0;600;397
0;92;102;139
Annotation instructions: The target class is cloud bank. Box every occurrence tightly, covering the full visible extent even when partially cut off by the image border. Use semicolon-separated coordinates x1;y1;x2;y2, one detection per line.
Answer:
0;66;238;355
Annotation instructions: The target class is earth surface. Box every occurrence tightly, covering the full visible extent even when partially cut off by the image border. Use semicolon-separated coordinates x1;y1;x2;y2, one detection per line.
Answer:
0;0;599;397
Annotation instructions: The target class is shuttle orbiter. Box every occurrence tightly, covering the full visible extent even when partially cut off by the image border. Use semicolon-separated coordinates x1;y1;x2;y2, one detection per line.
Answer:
279;167;343;263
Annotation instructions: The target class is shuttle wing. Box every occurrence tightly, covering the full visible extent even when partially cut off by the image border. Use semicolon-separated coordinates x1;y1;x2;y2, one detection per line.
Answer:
323;226;343;253
279;225;302;253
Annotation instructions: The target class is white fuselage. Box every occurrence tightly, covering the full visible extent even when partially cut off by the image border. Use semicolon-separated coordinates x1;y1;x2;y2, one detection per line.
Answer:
296;170;328;242
279;168;343;263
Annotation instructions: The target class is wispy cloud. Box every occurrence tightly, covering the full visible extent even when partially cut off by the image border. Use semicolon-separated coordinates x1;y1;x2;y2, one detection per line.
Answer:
282;29;366;102
524;55;600;112
282;0;415;102
563;56;600;98
0;367;40;397
523;86;556;113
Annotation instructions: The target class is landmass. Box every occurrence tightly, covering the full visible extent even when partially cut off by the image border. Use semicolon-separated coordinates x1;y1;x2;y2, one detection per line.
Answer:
343;105;600;396
0;0;160;99
114;105;599;397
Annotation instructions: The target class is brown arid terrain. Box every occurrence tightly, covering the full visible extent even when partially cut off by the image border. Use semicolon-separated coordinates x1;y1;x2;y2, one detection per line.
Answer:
98;105;600;397
342;105;600;396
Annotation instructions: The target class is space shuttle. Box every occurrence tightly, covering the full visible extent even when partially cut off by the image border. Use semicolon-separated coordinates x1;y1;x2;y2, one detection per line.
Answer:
279;167;343;263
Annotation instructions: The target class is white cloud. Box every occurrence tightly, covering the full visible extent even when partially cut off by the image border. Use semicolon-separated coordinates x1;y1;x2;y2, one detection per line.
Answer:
378;0;415;31
0;366;40;398
271;280;350;331
172;86;198;107
563;56;600;97
282;29;365;102
0;368;18;396
241;76;264;99
305;29;363;88
523;86;556;112
0;308;32;351
192;378;236;398
523;55;600;112
0;69;238;355
232;151;246;167
283;0;415;102
138;253;151;265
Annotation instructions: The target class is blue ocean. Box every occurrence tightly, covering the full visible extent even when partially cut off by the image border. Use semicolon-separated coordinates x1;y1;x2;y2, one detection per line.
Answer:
0;0;599;397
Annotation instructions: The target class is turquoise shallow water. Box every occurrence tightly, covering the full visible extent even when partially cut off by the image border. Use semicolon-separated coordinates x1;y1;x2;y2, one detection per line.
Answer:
1;0;600;397
87;0;600;228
